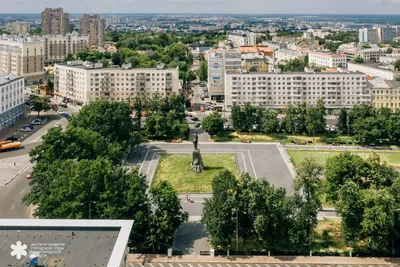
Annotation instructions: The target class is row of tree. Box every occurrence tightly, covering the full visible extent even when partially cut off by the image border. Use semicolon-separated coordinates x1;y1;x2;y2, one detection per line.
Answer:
325;152;400;254
202;158;322;253
337;104;400;145
25;101;188;253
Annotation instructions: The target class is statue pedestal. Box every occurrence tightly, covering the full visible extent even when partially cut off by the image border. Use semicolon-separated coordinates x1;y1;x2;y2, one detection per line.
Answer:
190;149;204;173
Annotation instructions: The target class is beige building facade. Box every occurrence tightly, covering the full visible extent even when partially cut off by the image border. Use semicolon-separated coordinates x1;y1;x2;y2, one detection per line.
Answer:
43;32;89;64
80;14;105;48
6;21;31;34
369;79;400;110
54;61;180;104
0;36;45;81
41;7;70;35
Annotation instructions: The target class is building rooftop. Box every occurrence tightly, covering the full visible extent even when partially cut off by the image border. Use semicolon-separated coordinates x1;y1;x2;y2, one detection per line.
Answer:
226;70;364;75
238;46;273;54
0;73;23;86
309;51;347;58
0;219;133;267
56;61;178;71
276;49;306;57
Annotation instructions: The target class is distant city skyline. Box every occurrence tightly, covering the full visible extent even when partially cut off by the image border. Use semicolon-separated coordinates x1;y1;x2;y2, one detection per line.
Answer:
1;0;400;14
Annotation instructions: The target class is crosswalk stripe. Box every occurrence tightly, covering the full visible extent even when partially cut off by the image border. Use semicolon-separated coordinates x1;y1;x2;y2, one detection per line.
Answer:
178;264;184;267
169;264;174;267
158;264;164;267
149;264;154;267
197;264;202;267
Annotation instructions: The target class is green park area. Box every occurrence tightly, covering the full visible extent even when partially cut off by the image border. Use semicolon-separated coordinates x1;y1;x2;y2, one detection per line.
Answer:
287;150;400;168
153;154;239;193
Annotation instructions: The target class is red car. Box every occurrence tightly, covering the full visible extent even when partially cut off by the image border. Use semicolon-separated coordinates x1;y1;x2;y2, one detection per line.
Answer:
26;173;32;179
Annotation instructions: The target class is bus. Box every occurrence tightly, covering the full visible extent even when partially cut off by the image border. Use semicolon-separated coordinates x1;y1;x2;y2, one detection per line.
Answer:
0;142;22;152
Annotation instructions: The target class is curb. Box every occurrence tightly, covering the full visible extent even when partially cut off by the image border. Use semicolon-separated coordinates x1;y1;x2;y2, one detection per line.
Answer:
0;162;34;187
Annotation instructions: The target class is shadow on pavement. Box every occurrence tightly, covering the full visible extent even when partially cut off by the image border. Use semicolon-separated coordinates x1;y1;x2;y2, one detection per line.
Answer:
173;221;209;254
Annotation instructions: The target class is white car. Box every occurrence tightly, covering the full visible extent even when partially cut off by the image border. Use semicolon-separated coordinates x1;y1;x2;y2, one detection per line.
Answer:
31;119;42;125
54;122;61;127
21;127;32;132
57;110;66;115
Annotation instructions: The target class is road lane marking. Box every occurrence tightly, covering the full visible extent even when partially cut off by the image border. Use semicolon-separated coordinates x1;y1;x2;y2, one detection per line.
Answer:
146;151;156;175
247;150;257;178
20;190;24;195
138;149;150;174
129;264;134;267
11;205;14;210
241;152;248;172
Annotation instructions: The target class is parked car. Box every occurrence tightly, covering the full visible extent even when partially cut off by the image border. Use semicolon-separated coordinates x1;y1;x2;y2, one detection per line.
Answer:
6;136;18;142
192;117;199;121
54;122;61;127
57;110;66;115
23;124;34;129
31;119;42;125
195;122;201;128
21;127;32;132
186;113;193;117
187;120;195;124
58;102;67;108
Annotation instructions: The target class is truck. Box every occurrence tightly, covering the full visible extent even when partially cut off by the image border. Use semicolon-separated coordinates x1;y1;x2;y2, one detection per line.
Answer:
0;142;22;152
0;140;12;146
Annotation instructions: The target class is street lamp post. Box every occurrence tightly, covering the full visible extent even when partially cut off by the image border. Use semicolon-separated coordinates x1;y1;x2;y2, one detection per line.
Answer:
392;208;400;257
81;201;96;219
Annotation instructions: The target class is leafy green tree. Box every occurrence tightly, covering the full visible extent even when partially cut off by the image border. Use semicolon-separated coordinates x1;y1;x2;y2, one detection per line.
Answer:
325;152;369;202
202;170;238;249
202;112;224;136
362;44;371;49
197;61;208;81
353;116;381;145
260;109;278;134
249;66;258;72
149;181;188;252
305;105;325;141
352;56;365;64
337;108;348;134
32;96;51;117
388;114;400;145
282;102;307;134
279;58;307;72
348;104;374;134
394;59;400;71
69;100;137;148
64;53;75;62
293;157;323;249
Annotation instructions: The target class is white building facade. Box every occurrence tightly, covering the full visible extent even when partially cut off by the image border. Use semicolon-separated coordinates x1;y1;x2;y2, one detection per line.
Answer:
54;61;180;104
308;52;347;68
0;73;25;129
347;62;398;80
206;49;241;101
224;70;371;111
275;50;307;64
227;32;257;48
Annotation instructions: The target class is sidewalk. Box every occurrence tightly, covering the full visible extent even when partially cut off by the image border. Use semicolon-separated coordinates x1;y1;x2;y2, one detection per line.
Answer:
128;254;400;264
0;110;41;142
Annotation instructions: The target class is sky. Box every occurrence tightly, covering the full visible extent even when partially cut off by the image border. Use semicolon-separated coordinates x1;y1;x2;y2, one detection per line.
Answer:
2;0;400;14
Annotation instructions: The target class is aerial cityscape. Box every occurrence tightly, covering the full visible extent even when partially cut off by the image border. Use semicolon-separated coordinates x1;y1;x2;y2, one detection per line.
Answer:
2;3;400;267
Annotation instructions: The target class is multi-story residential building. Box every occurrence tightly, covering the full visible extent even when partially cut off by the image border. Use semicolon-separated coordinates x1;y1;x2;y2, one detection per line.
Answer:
41;7;70;35
308;52;347;68
43;32;89;64
275;50;307;64
241;53;269;72
6;21;31;34
0;35;45;81
0;73;25;130
224;68;371;111
238;46;274;57
227;31;257;48
347;62;399;80
206;49;241;101
379;27;397;43
54;61;180;104
359;28;378;44
369;79;400;110
80;14;105;48
356;48;382;62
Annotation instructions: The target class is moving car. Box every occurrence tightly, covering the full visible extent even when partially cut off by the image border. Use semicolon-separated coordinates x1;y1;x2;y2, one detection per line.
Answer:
54;122;61;127
58;102;68;108
21;127;32;132
6;136;18;142
31;119;42;125
57;110;66;115
0;142;22;152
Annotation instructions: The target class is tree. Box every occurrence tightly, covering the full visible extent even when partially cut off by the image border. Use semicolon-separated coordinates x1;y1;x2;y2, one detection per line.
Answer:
197;61;208;81
148;181;188;252
202;112;224;135
64;53;75;62
325;152;369;202
337;108;348;134
352;56;365;64
260;109;278;134
47;78;54;92
293;157;323;249
353;116;381;145
69;100;137;148
32;96;51;117
394;59;400;71
282;102;307;134
305;105;325;141
388;114;400;145
249;66;258;72
202;170;238;249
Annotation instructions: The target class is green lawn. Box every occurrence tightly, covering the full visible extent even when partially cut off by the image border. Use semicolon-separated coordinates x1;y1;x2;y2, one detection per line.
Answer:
153;154;239;193
287;150;400;168
313;218;347;252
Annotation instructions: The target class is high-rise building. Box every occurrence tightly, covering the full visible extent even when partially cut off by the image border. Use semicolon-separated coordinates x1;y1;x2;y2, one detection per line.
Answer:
80;14;105;48
0;73;25;130
43;32;89;64
205;49;241;101
54;61;180;104
227;31;257;48
0;36;45;81
41;7;70;35
224;69;371;111
359;28;378;44
6;21;31;34
379;27;397;43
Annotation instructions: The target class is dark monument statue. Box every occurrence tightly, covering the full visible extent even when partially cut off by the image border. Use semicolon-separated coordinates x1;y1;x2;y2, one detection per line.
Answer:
190;131;204;173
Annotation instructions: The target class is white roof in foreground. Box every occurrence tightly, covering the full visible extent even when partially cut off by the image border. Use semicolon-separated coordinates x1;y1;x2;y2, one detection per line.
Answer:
0;219;134;267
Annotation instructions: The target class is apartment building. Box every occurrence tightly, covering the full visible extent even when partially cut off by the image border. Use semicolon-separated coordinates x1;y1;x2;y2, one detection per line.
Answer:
379;27;397;43
0;73;25;130
224;69;371;111
80;14;105;48
41;7;70;35
356;48;382;62
0;35;45;81
347;62;399;80
276;50;307;64
206;49;241;101
241;53;269;72
227;31;257;48
6;21;31;34
359;28;378;44
43;32;89;64
369;79;400;110
308;52;347;68
54;61;180;104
